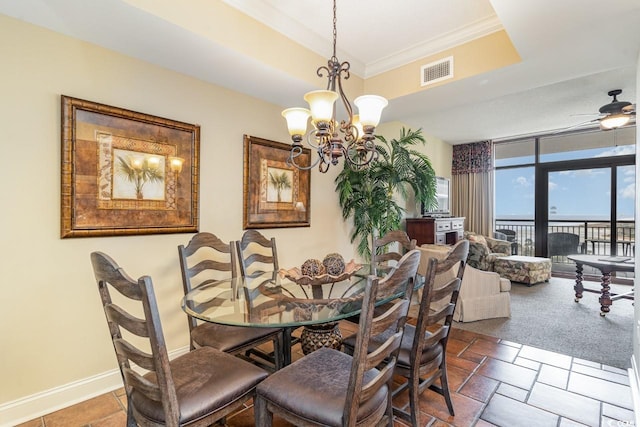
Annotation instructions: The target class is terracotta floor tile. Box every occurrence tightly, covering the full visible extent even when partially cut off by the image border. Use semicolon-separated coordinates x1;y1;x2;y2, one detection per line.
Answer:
450;327;485;343
447;336;474;355
481;394;559;427
527;382;600;426
477;358;537;390
466;338;520;363
458;349;488;364
447;353;481;373
42;393;122;427
571;362;630;385
568;371;633;409
417;389;484;427
458;373;499;402
14;418;43;427
537;364;570;389
518;345;573;369
90;410;128;427
447;364;475;391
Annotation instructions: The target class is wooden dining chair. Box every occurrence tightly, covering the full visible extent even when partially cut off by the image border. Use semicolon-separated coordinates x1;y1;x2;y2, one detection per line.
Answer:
235;230;279;278
254;249;420;427
178;232;283;370
372;229;417;273
391;239;468;425
90;251;269;427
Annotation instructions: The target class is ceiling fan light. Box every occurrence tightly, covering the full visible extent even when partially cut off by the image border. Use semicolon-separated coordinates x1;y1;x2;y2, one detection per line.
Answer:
600;114;630;129
354;95;388;127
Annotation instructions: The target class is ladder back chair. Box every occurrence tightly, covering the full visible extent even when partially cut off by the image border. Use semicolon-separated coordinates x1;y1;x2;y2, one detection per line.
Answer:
392;239;469;425
253;249;421;427
178;232;283;370
236;230;279;278
90;251;268;427
372;230;417;275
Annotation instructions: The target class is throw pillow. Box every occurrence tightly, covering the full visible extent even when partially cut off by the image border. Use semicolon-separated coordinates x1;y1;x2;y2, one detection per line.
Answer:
469;234;487;246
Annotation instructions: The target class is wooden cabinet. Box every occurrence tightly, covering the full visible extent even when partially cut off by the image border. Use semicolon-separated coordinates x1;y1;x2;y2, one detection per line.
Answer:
405;217;465;246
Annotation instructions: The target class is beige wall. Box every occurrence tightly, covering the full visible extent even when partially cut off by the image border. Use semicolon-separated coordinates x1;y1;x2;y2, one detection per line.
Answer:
0;14;451;423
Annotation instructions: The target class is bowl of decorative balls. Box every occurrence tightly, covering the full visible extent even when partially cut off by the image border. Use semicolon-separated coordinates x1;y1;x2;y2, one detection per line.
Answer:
278;253;362;286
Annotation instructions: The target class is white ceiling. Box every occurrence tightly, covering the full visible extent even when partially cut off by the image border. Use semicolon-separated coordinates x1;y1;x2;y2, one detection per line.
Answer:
1;0;639;144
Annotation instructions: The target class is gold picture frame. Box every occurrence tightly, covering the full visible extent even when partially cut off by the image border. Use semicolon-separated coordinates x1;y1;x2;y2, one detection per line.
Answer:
243;135;311;229
61;95;200;238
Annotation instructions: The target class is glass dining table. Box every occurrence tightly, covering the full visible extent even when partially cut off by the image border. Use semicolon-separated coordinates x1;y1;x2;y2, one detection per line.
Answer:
181;265;413;366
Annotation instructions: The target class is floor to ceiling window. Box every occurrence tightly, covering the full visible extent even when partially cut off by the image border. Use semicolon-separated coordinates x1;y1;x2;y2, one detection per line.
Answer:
494;126;636;280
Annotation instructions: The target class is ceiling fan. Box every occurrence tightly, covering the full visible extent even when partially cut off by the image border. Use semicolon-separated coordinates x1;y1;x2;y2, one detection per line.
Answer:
566;89;636;132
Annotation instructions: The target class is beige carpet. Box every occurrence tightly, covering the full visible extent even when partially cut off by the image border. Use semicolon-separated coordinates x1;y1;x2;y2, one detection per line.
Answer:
451;277;634;369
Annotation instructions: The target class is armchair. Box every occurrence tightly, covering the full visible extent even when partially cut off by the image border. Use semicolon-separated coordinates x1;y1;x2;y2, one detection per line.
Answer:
417;244;511;322
464;231;511;271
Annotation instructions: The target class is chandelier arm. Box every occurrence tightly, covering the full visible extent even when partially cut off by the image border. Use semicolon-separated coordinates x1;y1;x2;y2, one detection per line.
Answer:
287;145;323;171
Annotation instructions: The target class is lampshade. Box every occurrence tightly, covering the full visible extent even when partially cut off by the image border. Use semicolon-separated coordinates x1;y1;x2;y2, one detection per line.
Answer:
282;108;311;136
600;114;630;130
304;90;339;123
354;95;388;126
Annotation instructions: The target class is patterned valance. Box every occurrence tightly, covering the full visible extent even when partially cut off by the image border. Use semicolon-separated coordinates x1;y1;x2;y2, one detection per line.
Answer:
452;141;492;175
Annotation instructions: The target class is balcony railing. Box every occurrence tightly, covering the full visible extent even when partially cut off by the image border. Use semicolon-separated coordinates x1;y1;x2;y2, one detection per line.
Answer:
494;219;635;258
495;219;635;281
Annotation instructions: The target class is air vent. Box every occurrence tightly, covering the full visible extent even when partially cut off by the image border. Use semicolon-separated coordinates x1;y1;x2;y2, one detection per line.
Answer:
420;56;454;86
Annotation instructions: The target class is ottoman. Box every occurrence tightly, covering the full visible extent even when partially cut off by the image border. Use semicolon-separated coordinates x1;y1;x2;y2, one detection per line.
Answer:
493;255;552;286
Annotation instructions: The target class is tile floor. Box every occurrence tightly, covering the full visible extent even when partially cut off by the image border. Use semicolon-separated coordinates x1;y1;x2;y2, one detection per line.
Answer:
17;323;635;427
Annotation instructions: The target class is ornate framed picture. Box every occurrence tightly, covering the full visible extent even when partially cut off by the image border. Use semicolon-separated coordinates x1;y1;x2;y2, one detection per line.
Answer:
242;135;311;229
61;95;200;238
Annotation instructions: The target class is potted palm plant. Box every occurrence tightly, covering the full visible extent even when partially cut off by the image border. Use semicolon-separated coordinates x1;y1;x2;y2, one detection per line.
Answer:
335;127;437;259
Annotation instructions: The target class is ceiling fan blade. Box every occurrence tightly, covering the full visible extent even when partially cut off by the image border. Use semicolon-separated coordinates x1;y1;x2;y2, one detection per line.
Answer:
553;118;599;134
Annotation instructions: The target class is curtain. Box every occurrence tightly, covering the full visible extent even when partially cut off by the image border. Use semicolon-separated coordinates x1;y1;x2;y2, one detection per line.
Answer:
451;141;494;236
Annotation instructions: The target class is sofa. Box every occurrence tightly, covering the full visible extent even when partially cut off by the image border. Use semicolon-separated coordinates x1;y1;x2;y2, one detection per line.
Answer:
464;231;512;271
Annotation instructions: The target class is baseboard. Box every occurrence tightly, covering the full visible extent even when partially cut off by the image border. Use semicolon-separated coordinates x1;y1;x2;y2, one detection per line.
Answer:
628;355;640;427
0;345;189;427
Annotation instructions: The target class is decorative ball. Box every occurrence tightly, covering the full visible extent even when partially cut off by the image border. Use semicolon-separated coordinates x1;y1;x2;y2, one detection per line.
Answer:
323;253;346;276
301;258;325;277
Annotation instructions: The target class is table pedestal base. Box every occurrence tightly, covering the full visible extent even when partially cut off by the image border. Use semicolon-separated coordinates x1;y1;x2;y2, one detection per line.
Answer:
300;322;342;355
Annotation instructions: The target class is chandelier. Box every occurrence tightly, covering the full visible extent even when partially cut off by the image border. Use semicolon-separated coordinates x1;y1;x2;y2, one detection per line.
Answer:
281;0;388;173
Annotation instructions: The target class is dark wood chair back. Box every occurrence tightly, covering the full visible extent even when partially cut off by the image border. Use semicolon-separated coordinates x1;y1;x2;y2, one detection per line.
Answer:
372;229;417;273
236;230;279;277
392;239;469;426
178;233;283;369
254;249;420;427
90;251;268;427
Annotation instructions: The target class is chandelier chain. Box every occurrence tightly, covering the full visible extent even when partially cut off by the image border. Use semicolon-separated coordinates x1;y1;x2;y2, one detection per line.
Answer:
332;0;337;59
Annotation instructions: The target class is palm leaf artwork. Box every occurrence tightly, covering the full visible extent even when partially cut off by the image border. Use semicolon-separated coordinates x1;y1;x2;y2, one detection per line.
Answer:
335;128;436;259
269;170;292;202
116;155;164;199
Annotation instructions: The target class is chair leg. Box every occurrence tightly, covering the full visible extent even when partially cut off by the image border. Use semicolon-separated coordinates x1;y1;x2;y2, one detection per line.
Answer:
408;374;421;427
254;395;273;427
439;369;455;416
274;334;283;370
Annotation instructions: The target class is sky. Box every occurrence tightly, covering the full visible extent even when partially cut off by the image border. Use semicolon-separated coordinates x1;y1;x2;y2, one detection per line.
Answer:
495;145;636;221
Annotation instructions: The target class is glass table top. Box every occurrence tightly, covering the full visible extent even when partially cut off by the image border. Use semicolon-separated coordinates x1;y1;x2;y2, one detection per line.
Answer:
181;266;413;328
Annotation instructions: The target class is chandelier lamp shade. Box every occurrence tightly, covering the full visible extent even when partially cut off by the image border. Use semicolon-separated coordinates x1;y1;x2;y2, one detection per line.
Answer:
282;0;388;173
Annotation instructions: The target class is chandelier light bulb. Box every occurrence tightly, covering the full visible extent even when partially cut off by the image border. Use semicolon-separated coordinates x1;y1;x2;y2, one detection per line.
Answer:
304;90;339;124
354;95;388;127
